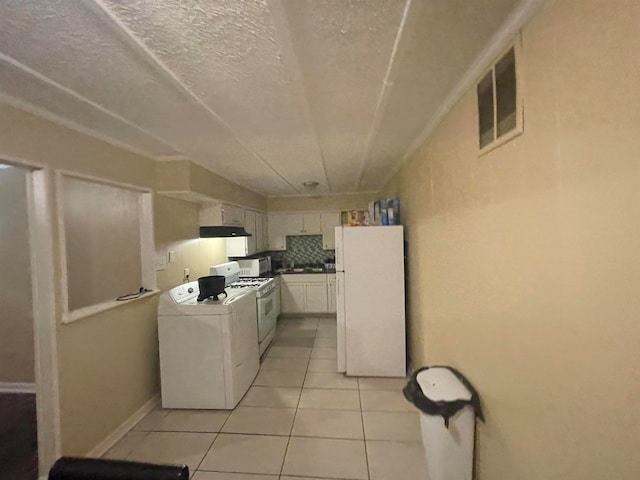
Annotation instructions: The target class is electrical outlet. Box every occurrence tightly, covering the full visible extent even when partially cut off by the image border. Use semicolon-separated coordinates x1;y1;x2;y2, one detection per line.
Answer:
184;267;190;277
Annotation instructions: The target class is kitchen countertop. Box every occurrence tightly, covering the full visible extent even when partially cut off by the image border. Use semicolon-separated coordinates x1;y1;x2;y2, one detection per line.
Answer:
266;268;336;276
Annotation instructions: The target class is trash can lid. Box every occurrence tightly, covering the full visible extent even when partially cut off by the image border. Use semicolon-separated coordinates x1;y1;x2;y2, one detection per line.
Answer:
416;367;472;402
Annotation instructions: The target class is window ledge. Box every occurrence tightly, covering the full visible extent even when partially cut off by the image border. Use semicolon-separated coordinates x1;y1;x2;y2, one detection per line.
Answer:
61;289;161;324
478;127;523;157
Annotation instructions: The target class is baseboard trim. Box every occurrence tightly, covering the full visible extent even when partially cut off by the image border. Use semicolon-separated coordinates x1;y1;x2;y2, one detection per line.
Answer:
0;382;37;393
87;393;160;458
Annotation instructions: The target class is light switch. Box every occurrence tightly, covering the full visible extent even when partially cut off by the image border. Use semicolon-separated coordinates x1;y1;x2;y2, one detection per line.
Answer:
168;250;176;263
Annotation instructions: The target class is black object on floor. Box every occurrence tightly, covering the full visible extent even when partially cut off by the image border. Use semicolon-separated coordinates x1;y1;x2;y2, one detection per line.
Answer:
48;457;189;480
0;393;38;480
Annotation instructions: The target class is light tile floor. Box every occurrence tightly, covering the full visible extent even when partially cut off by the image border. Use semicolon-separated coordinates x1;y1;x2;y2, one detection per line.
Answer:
104;316;427;480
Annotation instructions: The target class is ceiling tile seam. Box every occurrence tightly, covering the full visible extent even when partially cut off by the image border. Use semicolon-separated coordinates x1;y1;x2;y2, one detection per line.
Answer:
391;0;547;185
87;0;301;194
267;190;379;199
269;0;332;192
355;0;413;190
0;92;166;161
0;51;182;157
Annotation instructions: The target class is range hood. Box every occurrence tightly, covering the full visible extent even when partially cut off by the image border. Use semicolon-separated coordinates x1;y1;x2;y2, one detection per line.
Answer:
199;226;252;238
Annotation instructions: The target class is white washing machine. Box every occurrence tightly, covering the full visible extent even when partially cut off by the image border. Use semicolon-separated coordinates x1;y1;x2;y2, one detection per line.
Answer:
157;281;259;409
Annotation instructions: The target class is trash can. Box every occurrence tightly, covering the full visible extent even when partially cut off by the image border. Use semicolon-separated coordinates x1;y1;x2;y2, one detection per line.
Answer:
48;457;190;480
403;366;484;480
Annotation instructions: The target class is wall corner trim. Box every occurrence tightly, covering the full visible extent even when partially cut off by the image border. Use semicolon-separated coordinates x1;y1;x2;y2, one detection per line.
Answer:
86;393;161;458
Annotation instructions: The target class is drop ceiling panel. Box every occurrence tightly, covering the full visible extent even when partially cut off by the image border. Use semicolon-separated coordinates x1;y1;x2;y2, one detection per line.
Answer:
0;0;295;194
101;0;328;193
359;0;520;191
283;0;407;193
0;0;527;196
0;56;177;157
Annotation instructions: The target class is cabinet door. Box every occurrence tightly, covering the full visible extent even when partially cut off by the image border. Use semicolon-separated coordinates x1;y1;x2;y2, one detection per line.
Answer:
226;237;248;257
244;210;257;254
281;283;305;314
305;283;328;312
223;204;244;226
321;212;341;249
268;214;286;250
303;213;322;234
327;281;336;313
254;213;262;252
285;214;304;234
255;213;266;252
199;203;223;225
261;213;269;250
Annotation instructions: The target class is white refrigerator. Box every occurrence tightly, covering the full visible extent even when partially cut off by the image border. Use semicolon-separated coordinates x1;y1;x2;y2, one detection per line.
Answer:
335;225;406;377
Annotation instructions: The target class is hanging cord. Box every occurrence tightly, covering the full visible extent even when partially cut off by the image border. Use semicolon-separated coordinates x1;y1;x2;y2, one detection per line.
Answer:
116;287;152;301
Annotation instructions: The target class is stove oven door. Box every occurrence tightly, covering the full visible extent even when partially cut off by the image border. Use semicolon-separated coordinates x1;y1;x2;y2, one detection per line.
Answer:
257;288;278;342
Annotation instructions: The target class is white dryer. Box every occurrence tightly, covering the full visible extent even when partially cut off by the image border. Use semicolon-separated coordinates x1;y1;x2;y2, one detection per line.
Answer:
158;281;259;409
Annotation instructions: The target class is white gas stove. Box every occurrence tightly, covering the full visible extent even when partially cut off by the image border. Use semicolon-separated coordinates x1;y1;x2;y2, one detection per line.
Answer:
211;262;280;355
228;277;276;296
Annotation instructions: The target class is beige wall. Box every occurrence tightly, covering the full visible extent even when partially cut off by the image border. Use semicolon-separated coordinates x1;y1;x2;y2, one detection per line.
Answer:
154;194;227;292
157;160;267;211
0;165;34;384
57;295;160;454
0;102;159;455
381;1;640;478
267;192;376;212
0;102;241;454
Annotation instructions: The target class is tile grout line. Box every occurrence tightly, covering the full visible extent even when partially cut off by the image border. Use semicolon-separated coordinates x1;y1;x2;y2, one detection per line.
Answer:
359;381;372;480
191;431;218;474
277;316;316;477
134;317;348;478
192;406;234;473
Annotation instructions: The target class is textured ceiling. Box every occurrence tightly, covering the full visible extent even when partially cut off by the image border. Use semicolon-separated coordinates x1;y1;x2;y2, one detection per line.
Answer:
0;0;524;196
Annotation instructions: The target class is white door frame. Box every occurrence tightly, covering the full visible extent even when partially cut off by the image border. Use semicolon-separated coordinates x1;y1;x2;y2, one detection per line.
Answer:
4;158;61;476
28;167;61;475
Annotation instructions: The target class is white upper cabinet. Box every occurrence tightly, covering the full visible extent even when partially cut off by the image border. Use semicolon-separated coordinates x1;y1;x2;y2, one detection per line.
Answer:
303;213;322;234
226;209;257;257
285;213;304;235
321;212;341;249
285;213;321;235
261;213;269;250
268;214;287;250
244;210;257;254
255;212;267;252
199;203;245;227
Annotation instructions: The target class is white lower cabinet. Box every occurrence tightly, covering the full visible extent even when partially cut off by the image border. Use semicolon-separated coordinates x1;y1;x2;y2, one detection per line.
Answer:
281;274;330;314
281;283;306;313
305;283;328;312
327;274;336;313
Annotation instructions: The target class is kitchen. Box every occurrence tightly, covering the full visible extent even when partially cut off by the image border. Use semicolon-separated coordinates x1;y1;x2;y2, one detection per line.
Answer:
0;1;638;480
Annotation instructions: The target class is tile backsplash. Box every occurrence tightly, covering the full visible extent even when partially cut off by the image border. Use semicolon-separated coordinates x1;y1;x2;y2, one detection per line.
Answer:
270;235;335;267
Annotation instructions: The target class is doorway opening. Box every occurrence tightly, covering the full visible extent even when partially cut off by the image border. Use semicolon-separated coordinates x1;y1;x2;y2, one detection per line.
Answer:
0;160;59;478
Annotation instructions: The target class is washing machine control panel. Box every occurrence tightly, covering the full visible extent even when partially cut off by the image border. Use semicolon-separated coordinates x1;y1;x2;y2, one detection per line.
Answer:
169;281;200;304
